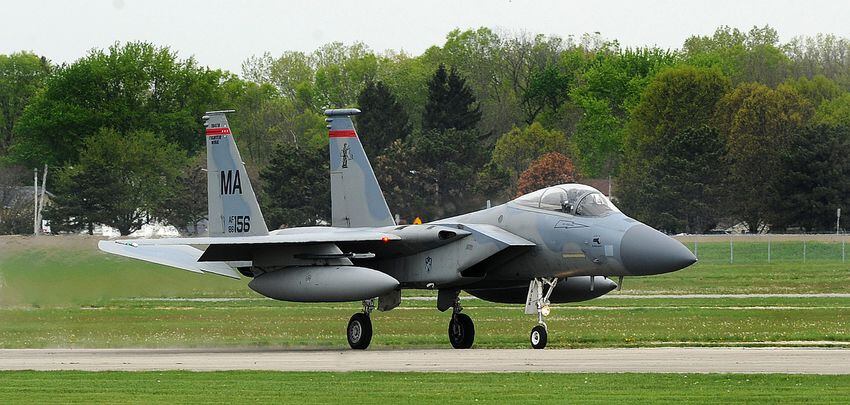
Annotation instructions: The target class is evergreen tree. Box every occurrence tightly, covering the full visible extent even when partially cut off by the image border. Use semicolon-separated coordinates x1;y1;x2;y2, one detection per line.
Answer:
772;125;850;231
260;143;329;228
422;64;481;132
355;80;411;157
649;125;726;233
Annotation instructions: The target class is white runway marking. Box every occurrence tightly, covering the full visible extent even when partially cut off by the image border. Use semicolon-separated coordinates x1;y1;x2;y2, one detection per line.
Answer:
127;293;850;303
1;347;848;374
602;293;850;299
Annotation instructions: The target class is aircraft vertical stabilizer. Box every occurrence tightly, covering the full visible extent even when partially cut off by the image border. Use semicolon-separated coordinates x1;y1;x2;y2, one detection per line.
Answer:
204;111;269;237
326;108;395;228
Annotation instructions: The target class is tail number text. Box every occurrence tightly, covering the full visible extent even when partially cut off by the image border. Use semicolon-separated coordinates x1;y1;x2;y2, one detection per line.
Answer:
227;215;251;233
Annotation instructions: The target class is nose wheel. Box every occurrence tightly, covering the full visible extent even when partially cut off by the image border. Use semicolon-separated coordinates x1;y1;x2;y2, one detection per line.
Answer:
347;299;375;350
530;324;548;349
526;278;558;349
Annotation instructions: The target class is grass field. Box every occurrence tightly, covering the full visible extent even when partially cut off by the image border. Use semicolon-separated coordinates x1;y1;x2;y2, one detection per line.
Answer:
1;371;848;404
1;235;850;349
1;296;848;349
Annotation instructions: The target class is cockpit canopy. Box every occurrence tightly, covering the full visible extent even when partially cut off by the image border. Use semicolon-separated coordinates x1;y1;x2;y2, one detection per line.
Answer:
512;184;620;217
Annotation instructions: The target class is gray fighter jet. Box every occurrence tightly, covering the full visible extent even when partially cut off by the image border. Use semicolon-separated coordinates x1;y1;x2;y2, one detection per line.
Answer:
99;108;696;350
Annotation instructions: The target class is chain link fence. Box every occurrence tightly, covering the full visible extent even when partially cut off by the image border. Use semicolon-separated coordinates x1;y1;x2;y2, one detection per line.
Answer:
673;234;848;264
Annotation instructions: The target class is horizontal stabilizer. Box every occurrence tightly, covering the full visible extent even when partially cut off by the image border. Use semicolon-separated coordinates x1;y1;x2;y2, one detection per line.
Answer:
97;240;241;279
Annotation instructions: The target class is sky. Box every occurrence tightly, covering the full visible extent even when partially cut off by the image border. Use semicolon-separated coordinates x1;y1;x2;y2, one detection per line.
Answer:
3;0;850;75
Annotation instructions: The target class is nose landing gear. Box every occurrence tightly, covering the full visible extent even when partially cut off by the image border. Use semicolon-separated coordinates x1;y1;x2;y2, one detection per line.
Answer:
347;299;375;350
526;278;558;349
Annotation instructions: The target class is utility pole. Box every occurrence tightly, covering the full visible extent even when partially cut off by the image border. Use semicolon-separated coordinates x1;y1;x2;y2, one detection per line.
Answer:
33;168;38;236
37;164;48;234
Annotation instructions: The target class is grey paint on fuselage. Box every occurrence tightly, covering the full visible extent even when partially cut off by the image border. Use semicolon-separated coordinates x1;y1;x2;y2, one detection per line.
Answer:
365;196;694;290
323;108;695;295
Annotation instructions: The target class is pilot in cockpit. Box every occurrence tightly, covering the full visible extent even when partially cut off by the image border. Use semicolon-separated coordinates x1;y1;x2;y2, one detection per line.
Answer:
513;184;619;217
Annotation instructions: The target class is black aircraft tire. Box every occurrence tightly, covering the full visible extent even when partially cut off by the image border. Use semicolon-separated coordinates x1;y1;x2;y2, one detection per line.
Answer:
448;313;475;349
347;313;373;350
530;325;548;349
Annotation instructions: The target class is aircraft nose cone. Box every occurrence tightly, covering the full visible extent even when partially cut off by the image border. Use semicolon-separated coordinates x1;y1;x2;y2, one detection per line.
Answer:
620;224;697;275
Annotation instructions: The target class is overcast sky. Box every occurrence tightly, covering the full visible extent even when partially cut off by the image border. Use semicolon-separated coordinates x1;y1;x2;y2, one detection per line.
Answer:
3;0;849;74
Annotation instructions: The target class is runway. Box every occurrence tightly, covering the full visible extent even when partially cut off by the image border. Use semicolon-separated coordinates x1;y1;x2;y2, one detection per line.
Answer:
2;347;848;374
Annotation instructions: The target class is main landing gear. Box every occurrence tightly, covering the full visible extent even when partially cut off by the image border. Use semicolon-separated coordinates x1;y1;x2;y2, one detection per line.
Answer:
448;301;475;349
526;278;558;349
347;299;374;350
439;289;474;349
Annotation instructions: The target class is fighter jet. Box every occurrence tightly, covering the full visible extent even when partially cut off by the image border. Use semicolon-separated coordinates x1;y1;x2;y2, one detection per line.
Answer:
99;108;696;350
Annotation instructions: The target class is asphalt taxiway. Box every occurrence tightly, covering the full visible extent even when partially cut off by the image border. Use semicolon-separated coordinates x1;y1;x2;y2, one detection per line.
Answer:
1;347;848;374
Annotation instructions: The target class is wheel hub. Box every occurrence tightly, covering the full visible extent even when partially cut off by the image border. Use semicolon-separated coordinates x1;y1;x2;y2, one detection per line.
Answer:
451;321;463;340
350;321;361;342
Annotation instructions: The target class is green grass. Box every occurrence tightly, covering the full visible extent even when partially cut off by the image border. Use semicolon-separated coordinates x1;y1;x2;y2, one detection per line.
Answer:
2;297;848;348
0;371;848;404
0;236;247;306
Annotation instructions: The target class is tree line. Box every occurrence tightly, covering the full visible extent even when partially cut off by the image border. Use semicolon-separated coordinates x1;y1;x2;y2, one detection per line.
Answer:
0;25;848;235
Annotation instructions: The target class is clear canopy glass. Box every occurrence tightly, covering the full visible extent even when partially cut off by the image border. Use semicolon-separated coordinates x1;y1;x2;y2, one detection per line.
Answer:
512;184;619;216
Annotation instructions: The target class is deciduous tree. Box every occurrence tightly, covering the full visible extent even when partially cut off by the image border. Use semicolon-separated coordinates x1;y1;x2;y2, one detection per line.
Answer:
12;42;226;166
46;128;184;235
618;66;728;226
0;52;51;154
715;83;813;232
490;123;571;188
516;152;578;196
161;154;207;235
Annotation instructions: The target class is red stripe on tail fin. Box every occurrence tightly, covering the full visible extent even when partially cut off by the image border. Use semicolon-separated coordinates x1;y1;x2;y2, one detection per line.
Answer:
329;129;357;138
206;127;232;136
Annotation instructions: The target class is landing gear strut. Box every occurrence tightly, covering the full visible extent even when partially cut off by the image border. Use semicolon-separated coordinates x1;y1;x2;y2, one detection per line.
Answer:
347;299;374;350
526;278;558;349
447;292;475;349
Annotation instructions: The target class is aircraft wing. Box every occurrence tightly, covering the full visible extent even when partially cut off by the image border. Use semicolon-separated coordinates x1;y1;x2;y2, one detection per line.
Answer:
102;227;416;262
112;229;401;247
97;241;241;279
